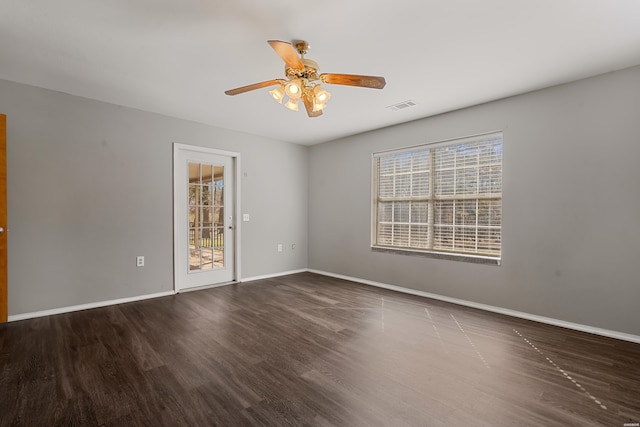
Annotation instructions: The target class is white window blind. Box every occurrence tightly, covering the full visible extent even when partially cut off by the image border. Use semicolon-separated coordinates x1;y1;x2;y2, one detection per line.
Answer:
372;132;503;260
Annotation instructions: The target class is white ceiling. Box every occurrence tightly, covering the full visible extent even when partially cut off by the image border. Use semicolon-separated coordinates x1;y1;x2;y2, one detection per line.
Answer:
2;1;640;145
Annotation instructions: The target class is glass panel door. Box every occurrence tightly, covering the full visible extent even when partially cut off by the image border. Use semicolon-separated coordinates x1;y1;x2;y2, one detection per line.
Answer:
174;144;236;291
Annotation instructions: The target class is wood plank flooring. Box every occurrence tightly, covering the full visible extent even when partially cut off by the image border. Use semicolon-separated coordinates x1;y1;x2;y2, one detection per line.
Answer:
1;272;639;426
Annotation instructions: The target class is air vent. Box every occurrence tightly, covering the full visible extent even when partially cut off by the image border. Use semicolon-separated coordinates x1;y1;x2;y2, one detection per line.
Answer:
387;100;417;111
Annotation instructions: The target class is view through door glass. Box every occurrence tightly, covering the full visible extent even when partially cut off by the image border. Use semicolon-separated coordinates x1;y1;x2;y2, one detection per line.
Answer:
188;162;225;272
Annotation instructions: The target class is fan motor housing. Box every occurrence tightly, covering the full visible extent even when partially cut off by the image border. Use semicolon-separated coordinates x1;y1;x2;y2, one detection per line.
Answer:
302;58;319;72
286;58;320;80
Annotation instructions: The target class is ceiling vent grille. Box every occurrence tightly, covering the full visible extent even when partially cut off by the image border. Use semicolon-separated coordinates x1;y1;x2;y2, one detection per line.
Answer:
387;100;417;111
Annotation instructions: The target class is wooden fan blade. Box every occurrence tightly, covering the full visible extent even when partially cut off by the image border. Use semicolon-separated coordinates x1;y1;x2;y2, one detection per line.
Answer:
268;40;304;70
302;95;323;118
320;73;386;89
224;79;284;96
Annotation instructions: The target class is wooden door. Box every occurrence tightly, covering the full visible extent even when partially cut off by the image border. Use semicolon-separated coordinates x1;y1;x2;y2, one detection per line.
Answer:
0;114;6;322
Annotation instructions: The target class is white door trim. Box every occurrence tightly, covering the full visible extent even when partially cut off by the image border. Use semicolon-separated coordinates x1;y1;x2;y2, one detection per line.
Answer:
173;143;242;292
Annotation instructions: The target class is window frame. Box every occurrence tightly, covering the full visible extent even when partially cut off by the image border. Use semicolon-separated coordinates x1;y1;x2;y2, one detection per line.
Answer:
371;131;503;265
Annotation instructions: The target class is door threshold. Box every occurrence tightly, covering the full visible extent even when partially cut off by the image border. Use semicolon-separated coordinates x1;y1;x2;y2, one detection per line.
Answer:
177;281;237;294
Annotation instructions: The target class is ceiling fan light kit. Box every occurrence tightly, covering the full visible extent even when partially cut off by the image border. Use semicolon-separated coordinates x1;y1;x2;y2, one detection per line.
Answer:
269;85;285;104
225;40;386;118
284;79;302;98
284;97;299;111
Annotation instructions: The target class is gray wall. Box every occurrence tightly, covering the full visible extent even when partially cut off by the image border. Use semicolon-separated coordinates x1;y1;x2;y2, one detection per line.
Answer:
0;79;308;316
3;65;639;337
308;65;640;336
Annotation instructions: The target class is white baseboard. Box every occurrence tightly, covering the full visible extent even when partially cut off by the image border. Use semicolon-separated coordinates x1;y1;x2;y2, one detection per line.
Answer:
9;269;639;345
308;269;640;344
241;269;308;283
5;268;307;322
7;290;176;322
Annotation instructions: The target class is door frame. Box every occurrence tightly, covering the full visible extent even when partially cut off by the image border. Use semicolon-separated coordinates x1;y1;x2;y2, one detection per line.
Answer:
173;143;241;292
1;114;6;322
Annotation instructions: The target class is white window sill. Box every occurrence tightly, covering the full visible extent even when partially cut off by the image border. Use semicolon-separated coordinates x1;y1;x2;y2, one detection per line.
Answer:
371;246;501;266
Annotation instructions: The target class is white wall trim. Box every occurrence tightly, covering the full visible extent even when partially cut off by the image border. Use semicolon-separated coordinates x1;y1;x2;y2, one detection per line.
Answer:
7;290;176;322
241;269;308;283
5;268;305;323
10;268;638;345
308;269;640;344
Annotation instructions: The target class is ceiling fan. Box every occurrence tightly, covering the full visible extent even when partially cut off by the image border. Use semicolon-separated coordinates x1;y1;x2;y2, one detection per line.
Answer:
224;40;386;118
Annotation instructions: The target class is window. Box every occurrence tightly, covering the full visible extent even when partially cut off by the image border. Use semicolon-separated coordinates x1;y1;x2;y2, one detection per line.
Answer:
372;132;503;263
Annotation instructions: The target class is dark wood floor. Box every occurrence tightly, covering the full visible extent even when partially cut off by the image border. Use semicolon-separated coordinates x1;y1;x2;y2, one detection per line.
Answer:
1;273;639;426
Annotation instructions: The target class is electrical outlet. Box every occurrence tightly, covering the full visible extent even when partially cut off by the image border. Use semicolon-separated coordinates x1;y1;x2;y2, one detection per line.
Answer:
277;244;283;253
243;214;250;222
136;256;144;267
